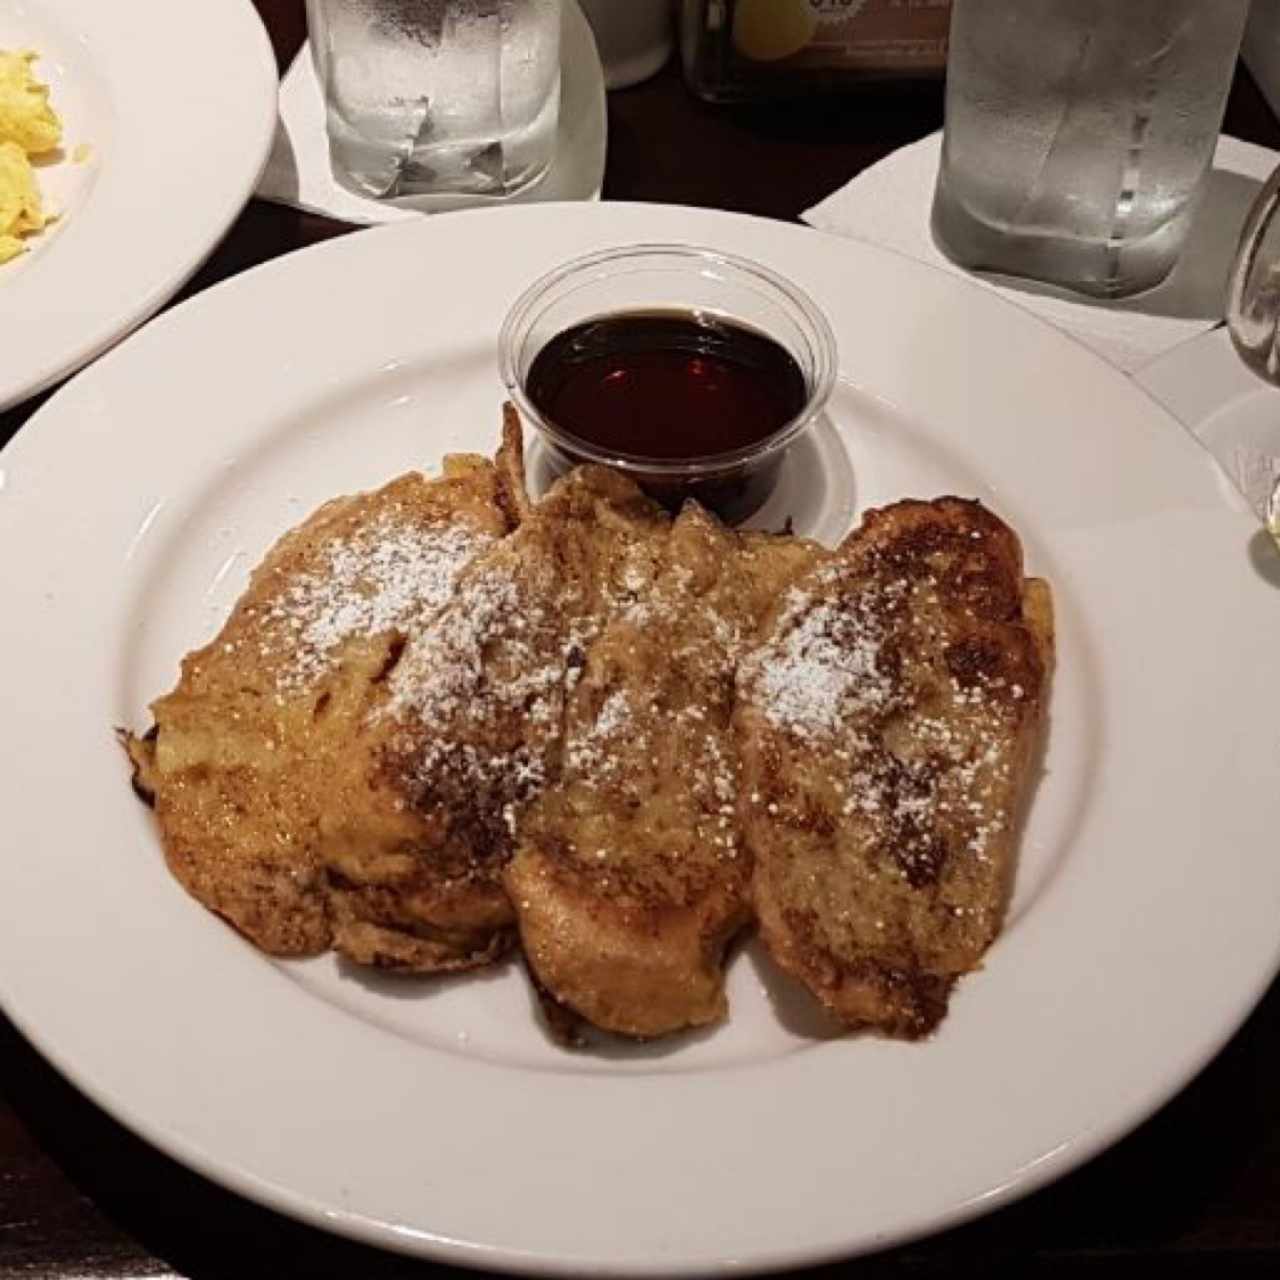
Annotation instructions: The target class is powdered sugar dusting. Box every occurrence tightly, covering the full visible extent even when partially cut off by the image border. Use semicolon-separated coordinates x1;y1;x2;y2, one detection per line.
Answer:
743;565;1027;889
565;688;635;784
373;553;570;854
385;559;560;726
831;683;1014;885
266;515;487;690
747;582;905;740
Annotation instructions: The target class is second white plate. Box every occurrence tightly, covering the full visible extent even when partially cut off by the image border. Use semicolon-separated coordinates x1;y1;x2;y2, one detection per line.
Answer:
0;0;277;410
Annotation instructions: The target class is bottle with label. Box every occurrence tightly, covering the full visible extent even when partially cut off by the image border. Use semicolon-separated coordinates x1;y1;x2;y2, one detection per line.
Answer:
680;0;951;102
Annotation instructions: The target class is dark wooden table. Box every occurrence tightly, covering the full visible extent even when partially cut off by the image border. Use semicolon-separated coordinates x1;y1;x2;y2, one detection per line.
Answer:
5;4;1280;1276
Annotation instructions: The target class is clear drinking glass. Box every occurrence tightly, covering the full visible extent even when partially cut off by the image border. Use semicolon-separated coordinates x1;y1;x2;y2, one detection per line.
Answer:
306;0;562;199
1228;163;1280;384
932;0;1249;298
1227;161;1280;549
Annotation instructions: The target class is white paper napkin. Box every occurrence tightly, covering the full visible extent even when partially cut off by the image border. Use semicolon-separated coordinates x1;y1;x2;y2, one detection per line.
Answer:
804;131;1279;375
1135;326;1280;521
255;1;606;225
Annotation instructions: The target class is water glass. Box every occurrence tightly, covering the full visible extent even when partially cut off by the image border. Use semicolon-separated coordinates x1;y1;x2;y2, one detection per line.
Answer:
1227;160;1280;548
1228;162;1280;383
306;0;562;199
932;0;1249;298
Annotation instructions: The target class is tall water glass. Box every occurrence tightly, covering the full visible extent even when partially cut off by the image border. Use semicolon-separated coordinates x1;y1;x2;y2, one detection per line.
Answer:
932;0;1249;298
307;0;562;199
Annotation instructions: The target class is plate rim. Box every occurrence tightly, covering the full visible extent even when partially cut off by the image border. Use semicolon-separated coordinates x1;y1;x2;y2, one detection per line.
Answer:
2;202;1279;1275
0;0;278;410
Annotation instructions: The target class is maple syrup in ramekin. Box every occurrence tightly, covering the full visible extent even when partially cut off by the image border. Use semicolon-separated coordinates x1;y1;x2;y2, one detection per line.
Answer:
499;245;837;524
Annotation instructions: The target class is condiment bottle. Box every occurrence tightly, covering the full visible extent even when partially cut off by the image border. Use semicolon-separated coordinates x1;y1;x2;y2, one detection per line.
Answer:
680;0;951;103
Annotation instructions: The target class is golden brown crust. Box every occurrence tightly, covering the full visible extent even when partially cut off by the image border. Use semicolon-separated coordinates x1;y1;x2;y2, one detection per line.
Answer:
495;401;535;527
327;891;516;972
121;459;512;957
737;497;1052;1038
507;503;824;1038
317;462;673;974
125;429;1052;1046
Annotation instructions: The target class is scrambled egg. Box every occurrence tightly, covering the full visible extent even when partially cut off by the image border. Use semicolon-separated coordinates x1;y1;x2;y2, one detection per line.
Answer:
0;50;62;264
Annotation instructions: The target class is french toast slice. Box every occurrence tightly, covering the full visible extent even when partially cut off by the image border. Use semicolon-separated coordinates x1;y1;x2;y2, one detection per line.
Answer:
736;497;1052;1038
507;504;826;1038
121;455;513;955
317;433;673;972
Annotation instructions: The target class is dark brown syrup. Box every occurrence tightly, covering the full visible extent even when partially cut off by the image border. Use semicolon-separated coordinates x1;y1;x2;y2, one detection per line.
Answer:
524;311;808;523
526;311;807;459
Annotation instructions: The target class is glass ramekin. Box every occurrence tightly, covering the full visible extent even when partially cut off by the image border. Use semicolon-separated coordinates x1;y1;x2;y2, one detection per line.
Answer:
497;243;838;523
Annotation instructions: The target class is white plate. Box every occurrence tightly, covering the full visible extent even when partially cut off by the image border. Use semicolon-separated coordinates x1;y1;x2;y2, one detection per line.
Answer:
0;0;277;411
2;203;1279;1276
257;0;606;222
